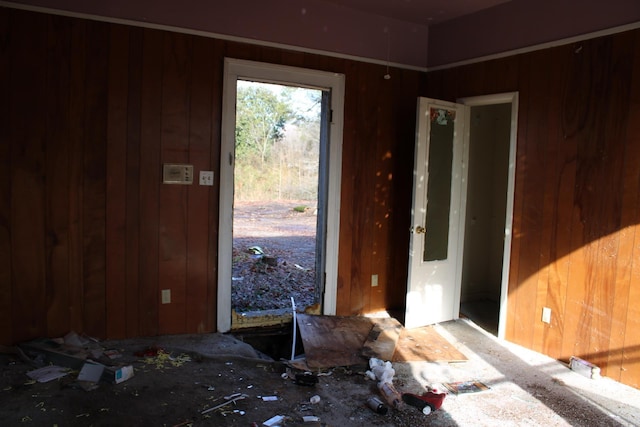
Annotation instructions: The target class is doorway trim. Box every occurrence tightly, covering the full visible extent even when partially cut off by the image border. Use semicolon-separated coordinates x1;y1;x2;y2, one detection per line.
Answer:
458;92;519;339
218;58;345;333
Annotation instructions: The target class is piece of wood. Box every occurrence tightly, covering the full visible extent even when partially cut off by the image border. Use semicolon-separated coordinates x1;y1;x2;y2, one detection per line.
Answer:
360;317;403;361
297;314;372;368
392;326;467;363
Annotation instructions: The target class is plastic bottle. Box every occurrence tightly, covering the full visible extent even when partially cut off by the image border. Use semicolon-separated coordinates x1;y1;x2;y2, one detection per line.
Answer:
377;381;403;410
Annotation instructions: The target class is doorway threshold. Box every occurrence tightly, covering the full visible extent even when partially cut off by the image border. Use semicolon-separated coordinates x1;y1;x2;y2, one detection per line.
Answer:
231;308;293;330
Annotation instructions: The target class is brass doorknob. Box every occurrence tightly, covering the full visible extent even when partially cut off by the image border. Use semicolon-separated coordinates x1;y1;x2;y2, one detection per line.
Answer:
414;225;426;234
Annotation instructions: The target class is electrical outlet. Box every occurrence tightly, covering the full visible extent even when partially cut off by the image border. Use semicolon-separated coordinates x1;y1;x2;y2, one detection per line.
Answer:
542;307;551;324
371;274;378;287
161;289;171;304
199;171;214;186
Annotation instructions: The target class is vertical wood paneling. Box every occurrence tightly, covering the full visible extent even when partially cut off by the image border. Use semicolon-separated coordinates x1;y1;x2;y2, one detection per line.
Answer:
615;31;640;387
0;8;12;344
10;11;48;342
67;18;86;333
3;6;640;390
105;24;130;339
82;21;109;338
335;61;357;316
186;37;215;333
371;68;394;311
427;30;640;388
543;45;574;360
125;28;143;338
138;28;163;337
45;15;72;338
158;33;191;335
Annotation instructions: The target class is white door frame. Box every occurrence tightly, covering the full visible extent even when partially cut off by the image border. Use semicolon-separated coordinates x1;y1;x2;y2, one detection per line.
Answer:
458;92;519;339
217;58;345;333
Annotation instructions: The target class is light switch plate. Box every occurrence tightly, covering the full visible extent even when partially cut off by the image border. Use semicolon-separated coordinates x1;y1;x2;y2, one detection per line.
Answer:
199;171;214;186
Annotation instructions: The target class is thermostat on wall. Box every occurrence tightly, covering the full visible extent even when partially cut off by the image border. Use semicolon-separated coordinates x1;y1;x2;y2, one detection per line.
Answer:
163;163;194;184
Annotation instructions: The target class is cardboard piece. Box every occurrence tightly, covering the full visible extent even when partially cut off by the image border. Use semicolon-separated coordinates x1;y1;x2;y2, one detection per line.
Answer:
26;366;69;383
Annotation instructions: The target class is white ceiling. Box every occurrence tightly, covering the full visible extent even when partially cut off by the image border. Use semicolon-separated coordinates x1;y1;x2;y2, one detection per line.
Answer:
322;0;511;26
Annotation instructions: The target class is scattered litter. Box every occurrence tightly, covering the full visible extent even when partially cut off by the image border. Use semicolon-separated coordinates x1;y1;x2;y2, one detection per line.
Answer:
368;358;395;383
103;349;122;359
294;264;310;271
442;380;489;394
302;415;320;422
569;356;601;379
140;349;191;370
309;395;321;404
26;366;69;383
294;373;318;386
262;396;278;401
262;414;285;426
366;396;388;415
78;362;105;383
377;381;403;410
402;391;447;415
201;393;248;415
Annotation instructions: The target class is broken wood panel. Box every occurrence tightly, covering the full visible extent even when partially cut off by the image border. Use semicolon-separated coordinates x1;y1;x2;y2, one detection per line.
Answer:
297;314;372;368
392;326;467;362
360;317;403;361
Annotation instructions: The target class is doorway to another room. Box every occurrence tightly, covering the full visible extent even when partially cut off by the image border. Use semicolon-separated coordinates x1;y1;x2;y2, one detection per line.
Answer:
459;95;518;337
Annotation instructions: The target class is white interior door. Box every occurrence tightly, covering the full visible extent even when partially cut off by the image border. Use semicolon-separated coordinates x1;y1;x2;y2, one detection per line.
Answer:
405;97;468;329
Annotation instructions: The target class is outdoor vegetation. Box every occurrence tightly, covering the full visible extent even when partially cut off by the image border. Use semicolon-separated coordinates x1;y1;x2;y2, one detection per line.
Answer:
234;80;322;201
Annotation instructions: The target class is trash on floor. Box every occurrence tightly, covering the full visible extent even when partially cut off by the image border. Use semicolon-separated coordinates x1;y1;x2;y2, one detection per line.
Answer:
442;380;490;394
26;366;69;383
402;390;447;415
569;356;601;379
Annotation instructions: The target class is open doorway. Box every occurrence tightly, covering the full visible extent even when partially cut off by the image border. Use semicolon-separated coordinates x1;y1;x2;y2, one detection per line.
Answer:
231;80;324;314
458;94;518;337
218;59;345;332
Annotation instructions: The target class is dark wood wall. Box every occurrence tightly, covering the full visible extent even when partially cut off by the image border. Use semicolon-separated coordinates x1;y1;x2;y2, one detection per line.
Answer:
427;29;640;388
0;8;418;344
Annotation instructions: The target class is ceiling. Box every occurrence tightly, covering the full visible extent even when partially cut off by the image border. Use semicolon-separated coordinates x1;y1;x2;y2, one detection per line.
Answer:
322;0;511;26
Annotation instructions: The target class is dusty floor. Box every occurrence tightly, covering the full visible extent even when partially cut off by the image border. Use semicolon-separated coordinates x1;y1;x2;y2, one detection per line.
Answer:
1;319;639;427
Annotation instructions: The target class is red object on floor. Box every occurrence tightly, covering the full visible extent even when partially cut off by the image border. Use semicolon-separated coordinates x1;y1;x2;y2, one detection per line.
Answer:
402;390;447;413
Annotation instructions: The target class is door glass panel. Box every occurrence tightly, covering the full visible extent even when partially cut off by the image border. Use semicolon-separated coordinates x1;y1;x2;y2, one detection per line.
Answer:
424;108;455;261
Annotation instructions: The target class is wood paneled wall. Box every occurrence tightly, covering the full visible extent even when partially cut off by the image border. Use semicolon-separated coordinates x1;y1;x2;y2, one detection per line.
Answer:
3;7;640;390
0;8;419;344
427;29;640;388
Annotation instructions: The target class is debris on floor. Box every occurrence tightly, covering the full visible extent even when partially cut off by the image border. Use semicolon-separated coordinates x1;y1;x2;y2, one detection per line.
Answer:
442;380;490;394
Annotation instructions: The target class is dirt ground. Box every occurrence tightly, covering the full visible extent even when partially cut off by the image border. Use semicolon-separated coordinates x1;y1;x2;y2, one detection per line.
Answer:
231;201;318;312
